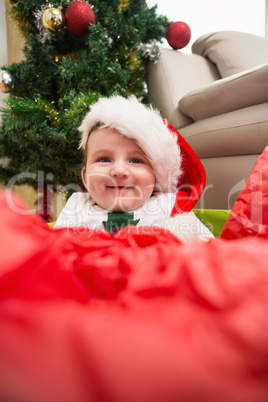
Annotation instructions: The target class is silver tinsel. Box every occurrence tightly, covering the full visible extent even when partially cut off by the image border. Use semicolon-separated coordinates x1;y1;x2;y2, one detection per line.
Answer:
138;40;161;63
33;3;54;44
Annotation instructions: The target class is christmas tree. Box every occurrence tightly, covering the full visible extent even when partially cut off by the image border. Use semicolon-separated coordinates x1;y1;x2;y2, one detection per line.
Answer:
0;0;169;220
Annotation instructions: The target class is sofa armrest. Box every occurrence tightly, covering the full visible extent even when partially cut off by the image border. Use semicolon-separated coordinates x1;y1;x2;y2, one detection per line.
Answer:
179;62;268;121
146;47;220;129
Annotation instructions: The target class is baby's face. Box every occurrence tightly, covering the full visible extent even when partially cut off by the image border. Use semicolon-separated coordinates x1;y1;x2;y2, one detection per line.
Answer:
82;128;156;212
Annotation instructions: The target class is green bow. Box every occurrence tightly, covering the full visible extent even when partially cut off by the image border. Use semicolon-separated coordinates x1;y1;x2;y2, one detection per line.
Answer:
103;212;140;234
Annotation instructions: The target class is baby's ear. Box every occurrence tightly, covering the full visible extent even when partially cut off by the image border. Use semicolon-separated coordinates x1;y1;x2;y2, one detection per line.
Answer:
81;167;88;190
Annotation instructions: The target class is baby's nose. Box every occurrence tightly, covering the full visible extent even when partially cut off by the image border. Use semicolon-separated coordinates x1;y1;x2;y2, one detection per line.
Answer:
110;160;129;177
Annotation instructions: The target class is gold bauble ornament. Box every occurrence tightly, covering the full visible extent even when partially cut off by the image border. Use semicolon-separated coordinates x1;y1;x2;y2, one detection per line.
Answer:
5;0;18;4
42;8;65;32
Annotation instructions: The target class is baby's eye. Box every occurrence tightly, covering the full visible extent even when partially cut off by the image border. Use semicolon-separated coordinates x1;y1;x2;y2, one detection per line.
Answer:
98;157;111;163
130;158;142;164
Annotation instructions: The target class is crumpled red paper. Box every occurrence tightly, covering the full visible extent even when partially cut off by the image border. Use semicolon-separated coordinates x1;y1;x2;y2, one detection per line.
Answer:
0;191;268;402
221;146;268;239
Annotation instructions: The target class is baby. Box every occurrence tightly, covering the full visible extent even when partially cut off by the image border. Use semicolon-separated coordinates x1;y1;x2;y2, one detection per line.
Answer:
54;96;213;240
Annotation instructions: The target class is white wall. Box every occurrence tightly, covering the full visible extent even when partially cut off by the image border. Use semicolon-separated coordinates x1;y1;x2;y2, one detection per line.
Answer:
0;0;8;105
0;0;7;66
147;0;266;51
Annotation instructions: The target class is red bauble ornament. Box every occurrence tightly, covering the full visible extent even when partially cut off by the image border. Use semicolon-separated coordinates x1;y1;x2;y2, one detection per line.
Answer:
166;21;191;50
65;1;95;36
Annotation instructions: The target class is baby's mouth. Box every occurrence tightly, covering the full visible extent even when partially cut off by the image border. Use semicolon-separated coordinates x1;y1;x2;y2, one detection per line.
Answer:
106;186;134;190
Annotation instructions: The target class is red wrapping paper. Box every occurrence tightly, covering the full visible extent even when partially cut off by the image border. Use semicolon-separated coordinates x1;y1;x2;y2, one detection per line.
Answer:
0;191;268;402
221;146;268;239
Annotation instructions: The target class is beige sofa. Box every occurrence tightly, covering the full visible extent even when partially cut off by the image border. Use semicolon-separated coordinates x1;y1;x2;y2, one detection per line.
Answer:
147;31;268;209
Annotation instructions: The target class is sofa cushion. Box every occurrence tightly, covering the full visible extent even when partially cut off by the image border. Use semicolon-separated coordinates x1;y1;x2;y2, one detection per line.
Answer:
179;103;268;158
179;62;268;121
192;31;268;78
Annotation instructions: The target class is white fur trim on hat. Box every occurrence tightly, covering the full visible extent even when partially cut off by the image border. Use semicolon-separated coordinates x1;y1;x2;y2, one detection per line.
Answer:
78;95;182;192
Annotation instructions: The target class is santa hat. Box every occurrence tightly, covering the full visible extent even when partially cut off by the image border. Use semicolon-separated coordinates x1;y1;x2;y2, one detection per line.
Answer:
79;95;182;192
167;123;206;215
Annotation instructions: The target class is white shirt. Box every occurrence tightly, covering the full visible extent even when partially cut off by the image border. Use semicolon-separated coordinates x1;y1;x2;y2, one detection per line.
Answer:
54;192;214;241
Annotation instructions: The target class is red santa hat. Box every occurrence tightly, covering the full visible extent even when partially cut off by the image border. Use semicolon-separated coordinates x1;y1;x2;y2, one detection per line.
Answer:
79;96;205;213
